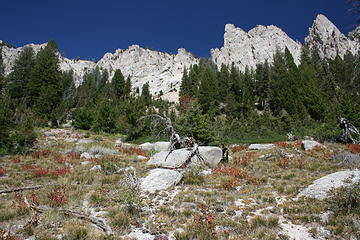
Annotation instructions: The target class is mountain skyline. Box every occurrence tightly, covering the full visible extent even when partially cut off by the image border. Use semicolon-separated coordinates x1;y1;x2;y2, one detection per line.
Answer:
1;0;358;61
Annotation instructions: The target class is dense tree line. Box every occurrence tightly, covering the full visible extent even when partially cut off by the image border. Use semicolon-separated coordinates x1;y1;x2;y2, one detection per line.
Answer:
0;39;359;155
179;47;360;143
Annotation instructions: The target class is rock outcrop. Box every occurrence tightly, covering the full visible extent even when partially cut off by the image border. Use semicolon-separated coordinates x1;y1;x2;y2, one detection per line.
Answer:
298;170;360;200
96;45;198;101
211;24;302;71
140;168;183;193
305;14;360;60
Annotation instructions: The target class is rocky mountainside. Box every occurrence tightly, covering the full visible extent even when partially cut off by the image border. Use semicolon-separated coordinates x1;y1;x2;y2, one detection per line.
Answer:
305;14;359;59
1;14;358;102
211;24;302;71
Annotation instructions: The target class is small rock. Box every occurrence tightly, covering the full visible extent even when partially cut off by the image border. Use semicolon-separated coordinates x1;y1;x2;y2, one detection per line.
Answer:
301;140;324;151
81;152;93;159
115;138;123;146
248;144;275;150
81;161;91;166
90;165;102;171
137;155;148;160
140;168;183;193
332;151;360;167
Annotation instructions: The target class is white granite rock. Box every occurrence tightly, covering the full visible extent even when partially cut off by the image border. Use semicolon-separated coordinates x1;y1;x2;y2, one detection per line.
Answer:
148;146;222;168
140;168;183;193
248;144;275;150
305;14;359;60
301;140;323;151
298;170;360;200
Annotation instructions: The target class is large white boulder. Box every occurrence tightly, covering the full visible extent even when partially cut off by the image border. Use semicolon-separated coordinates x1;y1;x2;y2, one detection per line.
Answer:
298;170;360;200
148;146;222;168
140;168;183;193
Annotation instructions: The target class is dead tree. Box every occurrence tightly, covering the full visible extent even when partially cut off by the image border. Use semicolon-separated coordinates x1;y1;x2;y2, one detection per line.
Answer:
140;114;206;167
339;117;360;143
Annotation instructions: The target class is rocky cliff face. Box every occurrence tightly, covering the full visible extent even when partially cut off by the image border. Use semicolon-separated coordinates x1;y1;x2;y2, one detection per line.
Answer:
305;14;359;59
1;43;197;101
1;14;358;102
96;45;198;101
211;24;303;71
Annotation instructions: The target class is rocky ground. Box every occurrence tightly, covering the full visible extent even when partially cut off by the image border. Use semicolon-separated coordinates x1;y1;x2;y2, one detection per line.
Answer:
1;128;360;240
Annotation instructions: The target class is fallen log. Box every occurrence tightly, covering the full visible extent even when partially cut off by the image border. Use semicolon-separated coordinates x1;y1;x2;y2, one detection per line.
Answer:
0;185;45;194
32;205;113;236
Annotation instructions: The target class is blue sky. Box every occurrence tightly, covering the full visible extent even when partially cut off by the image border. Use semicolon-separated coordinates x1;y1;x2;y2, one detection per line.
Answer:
1;0;357;60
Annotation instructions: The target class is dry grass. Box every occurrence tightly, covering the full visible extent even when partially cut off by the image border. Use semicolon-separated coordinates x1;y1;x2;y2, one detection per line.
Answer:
0;128;354;239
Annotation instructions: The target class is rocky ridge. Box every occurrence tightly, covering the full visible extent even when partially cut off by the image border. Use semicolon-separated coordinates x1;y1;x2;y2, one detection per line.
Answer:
1;14;358;102
211;24;302;71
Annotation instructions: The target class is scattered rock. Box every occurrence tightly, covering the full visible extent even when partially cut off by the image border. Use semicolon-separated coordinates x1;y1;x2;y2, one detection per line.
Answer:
81;152;93;159
90;165;102;171
88;146;117;156
148;147;222;168
332;151;360;167
298;170;360;200
137;155;148;160
81;161;91;166
140;168;183;193
301;140;324;151
248;144;275;150
115;138;123;146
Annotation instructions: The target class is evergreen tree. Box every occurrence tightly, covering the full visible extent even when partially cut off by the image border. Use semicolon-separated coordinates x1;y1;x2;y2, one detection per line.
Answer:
179;67;191;97
218;64;230;100
141;82;151;105
254;61;270;110
111;69;126;99
7;46;35;100
27;40;62;119
197;66;219;114
124;76;132;99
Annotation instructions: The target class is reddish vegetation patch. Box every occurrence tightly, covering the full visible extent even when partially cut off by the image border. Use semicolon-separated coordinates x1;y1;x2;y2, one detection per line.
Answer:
31;149;50;159
22;164;36;170
295;140;302;148
55;154;66;163
212;165;259;185
47;189;68;206
51;168;71;177
11;156;21;163
234;152;256;167
118;147;148;157
0;167;5;177
34;168;49;177
348;144;360;154
13;192;27;209
29;192;39;206
229;145;248;153
193;204;216;238
222;179;238;190
274;141;293;148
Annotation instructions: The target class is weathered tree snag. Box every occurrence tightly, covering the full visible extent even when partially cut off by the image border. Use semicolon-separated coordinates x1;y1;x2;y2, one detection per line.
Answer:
339;117;360;144
32;205;113;236
140;114;206;167
0;185;46;194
